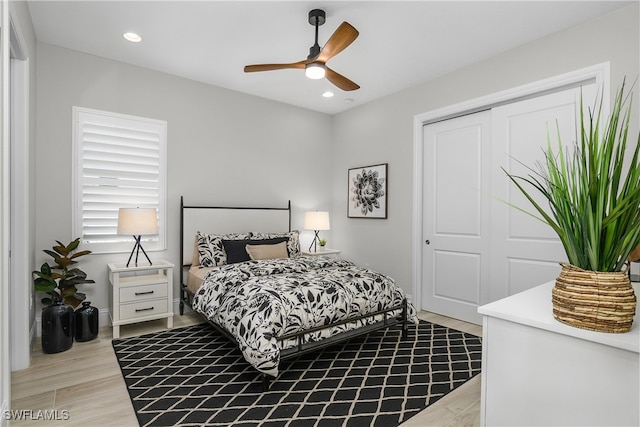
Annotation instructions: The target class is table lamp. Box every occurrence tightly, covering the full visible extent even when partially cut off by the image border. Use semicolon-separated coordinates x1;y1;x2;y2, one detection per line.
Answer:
117;207;158;267
304;211;330;252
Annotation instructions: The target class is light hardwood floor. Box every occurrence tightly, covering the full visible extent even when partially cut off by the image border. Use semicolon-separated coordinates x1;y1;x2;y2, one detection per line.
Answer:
10;311;482;426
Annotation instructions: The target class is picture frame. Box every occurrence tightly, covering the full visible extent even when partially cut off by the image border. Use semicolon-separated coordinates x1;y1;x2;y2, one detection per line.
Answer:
348;163;388;218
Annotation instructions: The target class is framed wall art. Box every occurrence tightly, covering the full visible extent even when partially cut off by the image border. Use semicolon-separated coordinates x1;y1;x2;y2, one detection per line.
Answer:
348;163;387;218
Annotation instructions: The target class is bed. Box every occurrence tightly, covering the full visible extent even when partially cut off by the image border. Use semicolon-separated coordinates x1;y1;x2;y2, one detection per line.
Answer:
179;197;417;389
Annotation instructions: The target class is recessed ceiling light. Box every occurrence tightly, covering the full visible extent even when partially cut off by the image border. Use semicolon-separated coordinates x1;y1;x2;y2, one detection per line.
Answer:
123;32;142;43
322;91;334;98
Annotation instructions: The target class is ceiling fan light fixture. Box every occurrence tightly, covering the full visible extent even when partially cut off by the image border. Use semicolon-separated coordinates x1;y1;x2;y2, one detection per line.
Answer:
305;62;325;80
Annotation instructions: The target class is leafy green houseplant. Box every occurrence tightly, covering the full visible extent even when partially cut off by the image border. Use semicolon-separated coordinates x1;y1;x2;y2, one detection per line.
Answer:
318;238;327;247
33;238;95;308
504;82;639;332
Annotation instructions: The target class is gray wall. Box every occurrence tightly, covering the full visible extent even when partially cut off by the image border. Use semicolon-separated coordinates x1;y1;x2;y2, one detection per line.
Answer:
32;3;640;317
330;4;640;295
35;43;333;313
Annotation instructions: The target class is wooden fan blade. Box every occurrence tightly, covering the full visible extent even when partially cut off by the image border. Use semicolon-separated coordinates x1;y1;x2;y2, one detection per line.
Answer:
325;67;360;91
316;22;359;63
244;61;307;73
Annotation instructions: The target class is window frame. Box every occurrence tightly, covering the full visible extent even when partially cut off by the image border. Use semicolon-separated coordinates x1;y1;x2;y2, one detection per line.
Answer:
72;106;167;254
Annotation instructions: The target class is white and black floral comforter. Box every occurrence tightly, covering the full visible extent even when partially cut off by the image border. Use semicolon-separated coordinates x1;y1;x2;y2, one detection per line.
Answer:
191;256;418;377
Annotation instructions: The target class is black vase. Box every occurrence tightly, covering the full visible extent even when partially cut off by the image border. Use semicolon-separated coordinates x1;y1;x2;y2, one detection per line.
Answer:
41;300;74;354
74;301;99;342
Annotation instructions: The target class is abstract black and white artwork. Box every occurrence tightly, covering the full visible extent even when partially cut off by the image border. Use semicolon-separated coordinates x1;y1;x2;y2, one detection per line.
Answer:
348;163;387;218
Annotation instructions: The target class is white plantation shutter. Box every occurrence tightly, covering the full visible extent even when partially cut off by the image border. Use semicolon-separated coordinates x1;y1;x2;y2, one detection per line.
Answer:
72;107;167;253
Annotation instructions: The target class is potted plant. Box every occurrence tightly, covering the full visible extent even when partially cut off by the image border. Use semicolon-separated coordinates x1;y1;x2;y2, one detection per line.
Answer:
505;82;639;333
34;238;95;307
33;238;95;352
318;238;327;249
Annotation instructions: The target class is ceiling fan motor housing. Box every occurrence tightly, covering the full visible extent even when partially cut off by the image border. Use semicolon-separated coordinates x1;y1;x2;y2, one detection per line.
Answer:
308;9;326;26
308;9;325;59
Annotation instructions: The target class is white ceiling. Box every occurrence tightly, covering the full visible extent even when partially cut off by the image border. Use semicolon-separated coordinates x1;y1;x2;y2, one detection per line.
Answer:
27;1;633;115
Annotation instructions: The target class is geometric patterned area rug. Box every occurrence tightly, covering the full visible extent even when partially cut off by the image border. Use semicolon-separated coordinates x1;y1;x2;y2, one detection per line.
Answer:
112;321;482;427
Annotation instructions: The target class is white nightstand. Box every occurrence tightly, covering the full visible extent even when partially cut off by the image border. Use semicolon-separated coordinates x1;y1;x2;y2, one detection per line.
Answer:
302;248;342;258
108;260;174;339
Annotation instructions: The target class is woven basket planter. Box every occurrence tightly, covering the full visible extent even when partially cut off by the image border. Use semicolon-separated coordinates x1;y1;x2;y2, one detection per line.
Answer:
552;263;637;333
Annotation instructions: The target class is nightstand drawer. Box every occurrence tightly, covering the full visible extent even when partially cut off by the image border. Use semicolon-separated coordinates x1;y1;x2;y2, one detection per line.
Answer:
120;283;168;303
120;299;168;321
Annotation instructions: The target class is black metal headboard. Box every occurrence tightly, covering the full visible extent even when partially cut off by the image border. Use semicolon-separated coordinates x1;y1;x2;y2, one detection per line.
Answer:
179;196;291;283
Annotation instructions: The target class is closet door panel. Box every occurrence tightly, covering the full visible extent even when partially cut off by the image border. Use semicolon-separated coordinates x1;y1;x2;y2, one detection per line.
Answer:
434;125;482;236
490;84;596;301
422;111;491;324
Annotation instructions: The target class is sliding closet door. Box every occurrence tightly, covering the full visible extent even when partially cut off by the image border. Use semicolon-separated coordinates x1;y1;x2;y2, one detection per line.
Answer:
489;85;595;301
421;84;596;324
422;111;492;324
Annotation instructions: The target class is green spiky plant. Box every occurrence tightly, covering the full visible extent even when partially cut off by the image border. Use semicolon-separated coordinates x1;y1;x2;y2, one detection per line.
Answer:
33;238;95;308
505;82;640;272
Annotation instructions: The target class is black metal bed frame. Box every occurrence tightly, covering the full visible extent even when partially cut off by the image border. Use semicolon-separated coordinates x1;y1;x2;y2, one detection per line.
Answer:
179;196;409;390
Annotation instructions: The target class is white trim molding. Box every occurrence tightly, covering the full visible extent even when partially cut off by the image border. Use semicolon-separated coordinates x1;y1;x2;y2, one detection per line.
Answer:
1;0;12;419
9;26;30;371
411;63;610;312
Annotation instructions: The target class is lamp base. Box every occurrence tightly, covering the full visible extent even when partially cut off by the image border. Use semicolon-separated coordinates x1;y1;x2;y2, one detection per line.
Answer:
308;230;320;253
126;235;152;267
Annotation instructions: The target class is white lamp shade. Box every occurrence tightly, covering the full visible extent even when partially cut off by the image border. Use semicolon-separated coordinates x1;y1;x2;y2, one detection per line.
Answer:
117;208;158;235
304;211;330;231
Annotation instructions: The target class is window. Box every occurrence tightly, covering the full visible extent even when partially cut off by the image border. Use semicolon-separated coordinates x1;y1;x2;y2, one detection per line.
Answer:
72;107;167;254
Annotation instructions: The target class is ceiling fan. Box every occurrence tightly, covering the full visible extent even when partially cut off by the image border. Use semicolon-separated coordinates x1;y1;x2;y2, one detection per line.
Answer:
244;9;360;91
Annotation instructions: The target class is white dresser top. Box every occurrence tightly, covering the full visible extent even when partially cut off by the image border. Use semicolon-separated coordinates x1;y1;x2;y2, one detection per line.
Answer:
478;281;639;354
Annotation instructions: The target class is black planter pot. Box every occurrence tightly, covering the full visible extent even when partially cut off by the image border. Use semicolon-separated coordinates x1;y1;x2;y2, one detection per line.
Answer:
75;301;99;342
41;300;74;354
